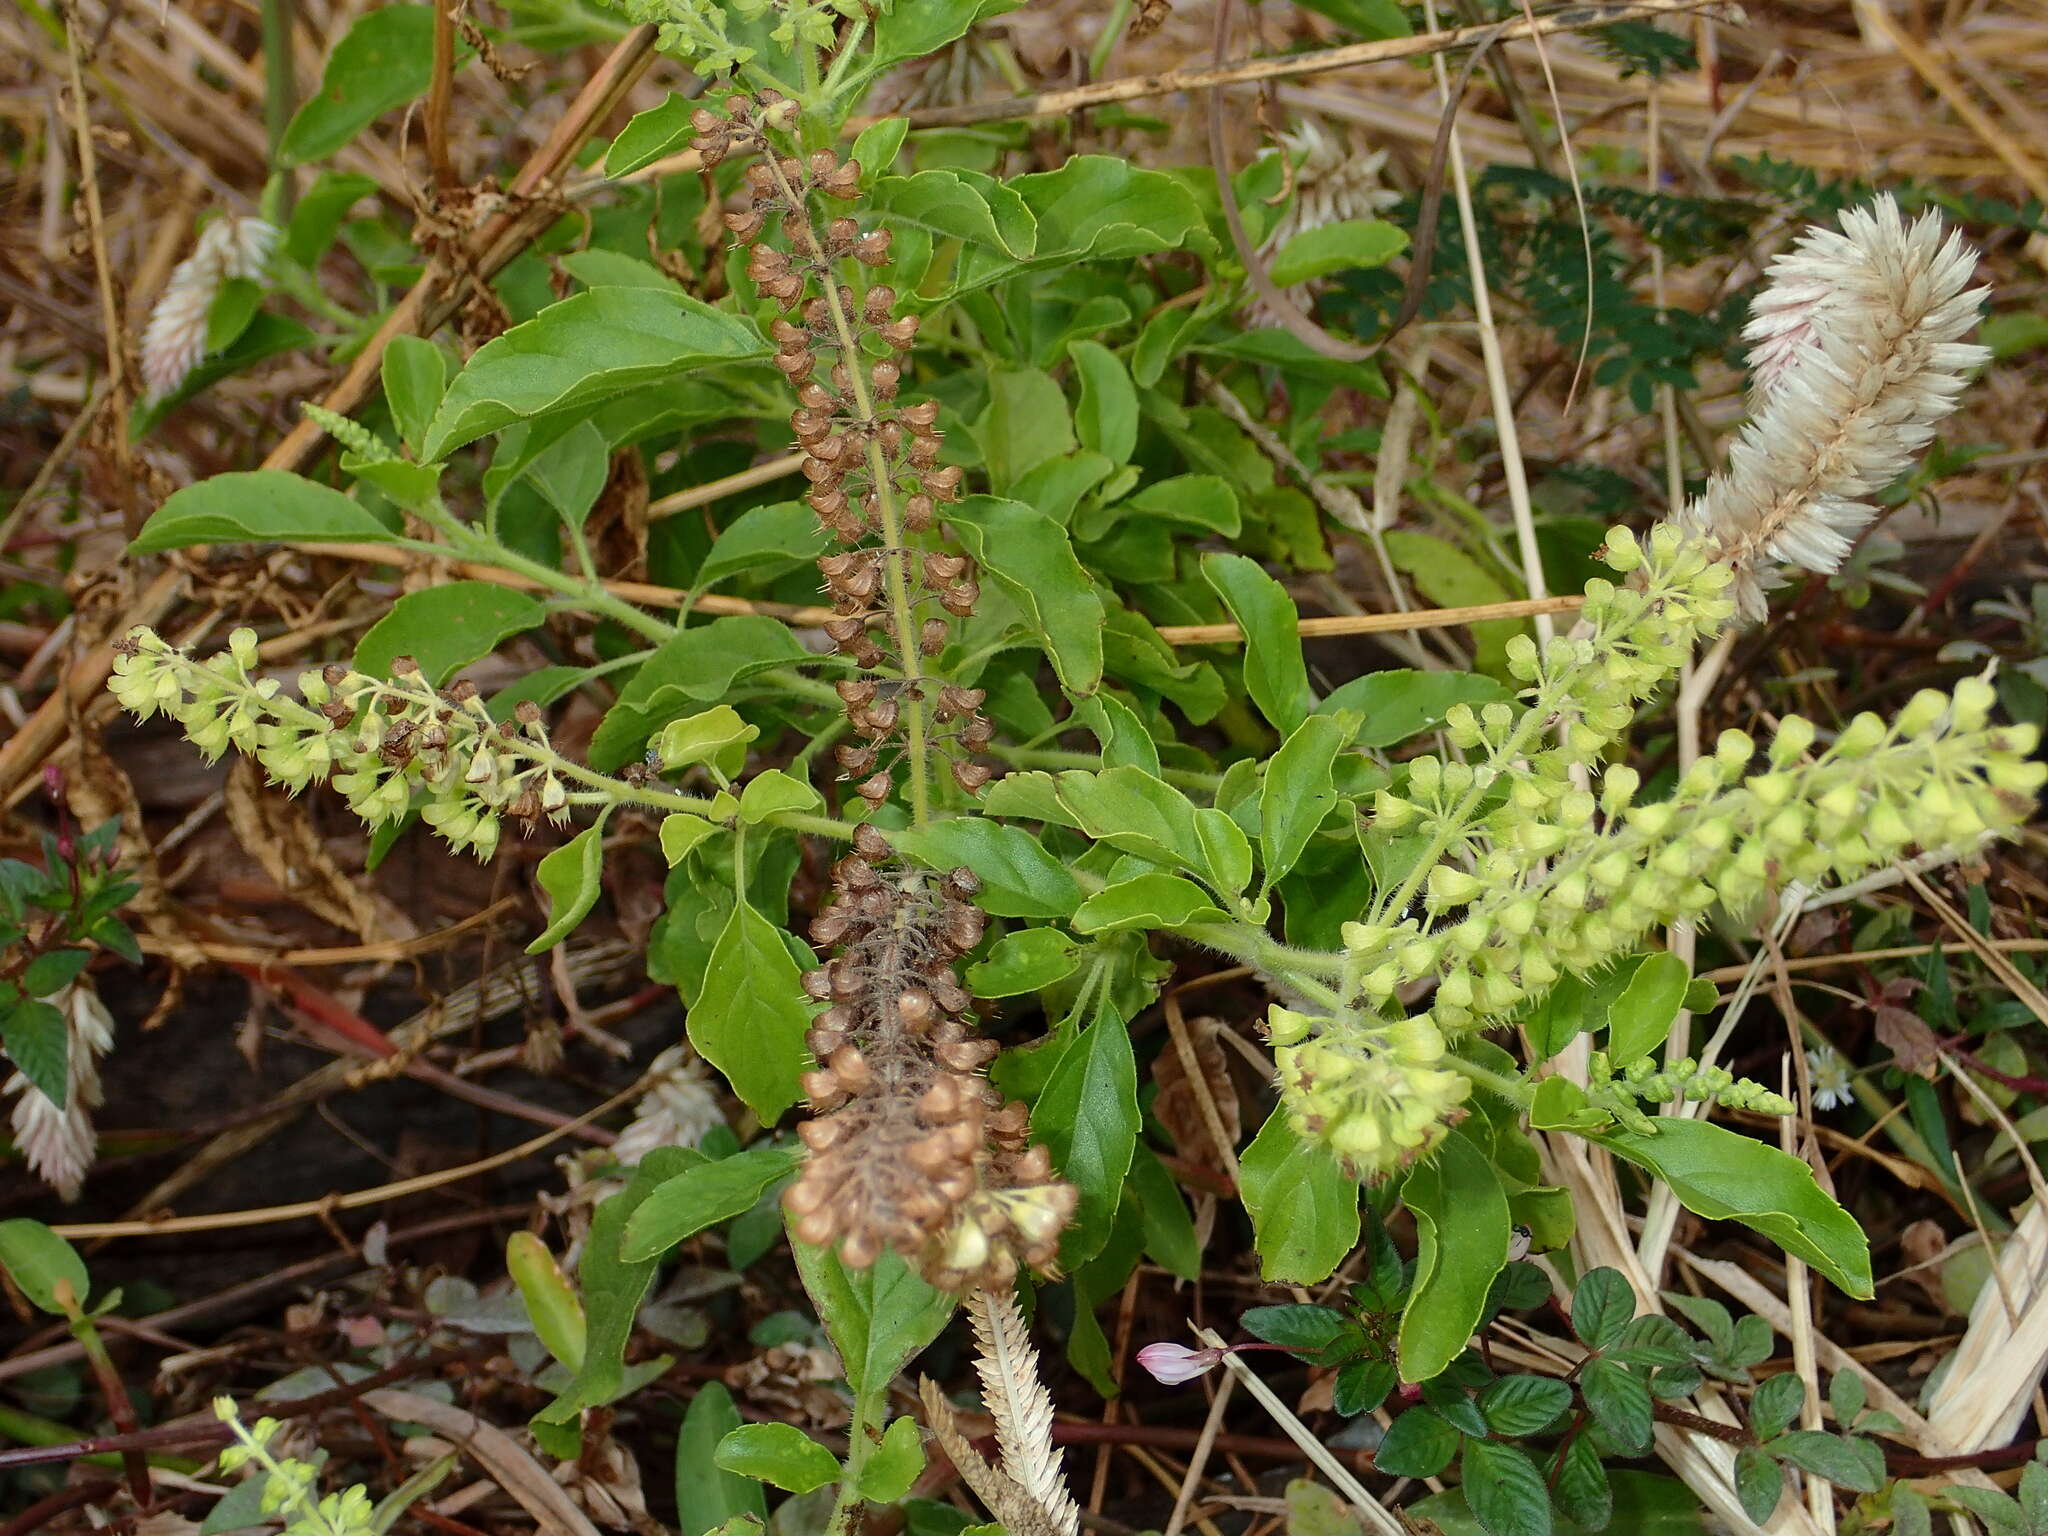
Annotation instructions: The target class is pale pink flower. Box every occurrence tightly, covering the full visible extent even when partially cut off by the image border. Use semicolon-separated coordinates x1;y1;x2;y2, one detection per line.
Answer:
1136;1342;1226;1385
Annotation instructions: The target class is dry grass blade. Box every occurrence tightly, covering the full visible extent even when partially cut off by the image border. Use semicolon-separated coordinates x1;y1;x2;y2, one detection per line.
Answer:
359;1390;602;1536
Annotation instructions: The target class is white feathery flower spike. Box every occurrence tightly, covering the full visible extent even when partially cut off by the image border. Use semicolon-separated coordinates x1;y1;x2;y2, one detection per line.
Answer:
1250;120;1398;327
611;1045;725;1167
139;214;281;401
1674;195;1988;622
7;981;116;1203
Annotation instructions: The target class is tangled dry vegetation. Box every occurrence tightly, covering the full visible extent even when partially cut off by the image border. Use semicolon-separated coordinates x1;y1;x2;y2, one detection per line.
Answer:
6;0;2048;1534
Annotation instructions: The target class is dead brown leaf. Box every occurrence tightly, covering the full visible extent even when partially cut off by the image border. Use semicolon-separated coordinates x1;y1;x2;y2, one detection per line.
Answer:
224;758;417;944
1874;1005;1940;1079
1153;1012;1240;1166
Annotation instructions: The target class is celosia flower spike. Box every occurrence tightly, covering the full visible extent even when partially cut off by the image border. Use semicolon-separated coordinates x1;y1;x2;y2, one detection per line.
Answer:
139;214;280;400
1677;195;1988;621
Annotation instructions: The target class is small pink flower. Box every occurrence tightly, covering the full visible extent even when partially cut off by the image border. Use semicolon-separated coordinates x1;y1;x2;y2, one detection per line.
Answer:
1137;1342;1225;1385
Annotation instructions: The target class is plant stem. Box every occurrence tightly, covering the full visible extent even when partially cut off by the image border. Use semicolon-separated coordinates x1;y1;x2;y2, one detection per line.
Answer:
759;149;934;826
826;1392;883;1536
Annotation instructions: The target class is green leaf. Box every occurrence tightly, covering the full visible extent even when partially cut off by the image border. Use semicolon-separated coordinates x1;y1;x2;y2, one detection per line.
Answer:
1316;670;1511;748
528;821;607;955
1399;1128;1509;1382
869;171;1036;260
697;502;829;589
1284;1479;1365;1536
279;6;468;165
2;1000;69;1108
130;470;397;553
958;156;1209;289
850;117;910;178
506;1231;586;1372
423;288;768;459
1570;1267;1635;1351
132;314;318;438
738;769;822;825
789;1238;955;1399
536;1147;689;1423
660;813;721;866
1202;552;1313;733
1240;1111;1359;1284
868;0;1020;75
1070;341;1138;464
1583;1117;1873;1297
1480;1375;1572;1436
945;496;1103;692
1240;1304;1353;1359
22;949;90;999
605;94;695;179
658;706;760;780
1460;1437;1552;1536
1606;952;1689;1067
623;1145;803;1260
0;1220;88;1314
1072;873;1225;934
1071;692;1161;775
687;897;811;1125
1827;1369;1866;1426
588;617;809;771
1260;714;1345;885
894;819;1082;919
857;1416;926;1504
1126;1144;1200;1281
1054;766;1211;880
1732;1445;1783;1525
355;582;546;687
284;171;378;267
1771;1432;1884;1493
975;369;1075;492
1333;1359;1397;1417
715;1424;840;1495
1581;1357;1652;1453
966;928;1081;997
1034;1004;1139;1267
676;1384;767;1536
1269;219;1408;287
382;335;448;458
1373;1407;1459;1479
1382;532;1522;678
205;278;263;355
527;419;611;525
1550;1435;1611;1532
1750;1371;1806;1441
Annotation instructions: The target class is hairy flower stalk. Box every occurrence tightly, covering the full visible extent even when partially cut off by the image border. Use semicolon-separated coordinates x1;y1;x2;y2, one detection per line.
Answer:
701;96;1073;1287
1676;195;1988;620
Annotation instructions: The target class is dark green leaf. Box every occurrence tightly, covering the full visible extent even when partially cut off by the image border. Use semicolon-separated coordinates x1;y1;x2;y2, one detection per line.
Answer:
894;819;1082;920
696;502;829;588
1240;1111;1358;1284
2;1000;69;1108
356;582;545;688
1733;1445;1783;1524
130;471;397;553
789;1238;955;1399
279;6;469;165
424;289;768;458
1034;1005;1138;1267
1126;1144;1200;1281
1259;715;1345;886
622;1145;803;1260
1550;1435;1610;1532
1581;1358;1652;1453
1373;1407;1459;1479
1479;1375;1572;1436
1202;552;1312;733
1240;1304;1353;1358
945;496;1104;693
676;1384;767;1536
605;94;696;179
1333;1359;1396;1417
1749;1371;1806;1441
1771;1432;1884;1492
1460;1437;1552;1536
1571;1268;1636;1351
868;0;1020;75
22;950;89;999
1399;1129;1509;1382
714;1424;839;1495
1584;1117;1873;1298
687;897;811;1124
